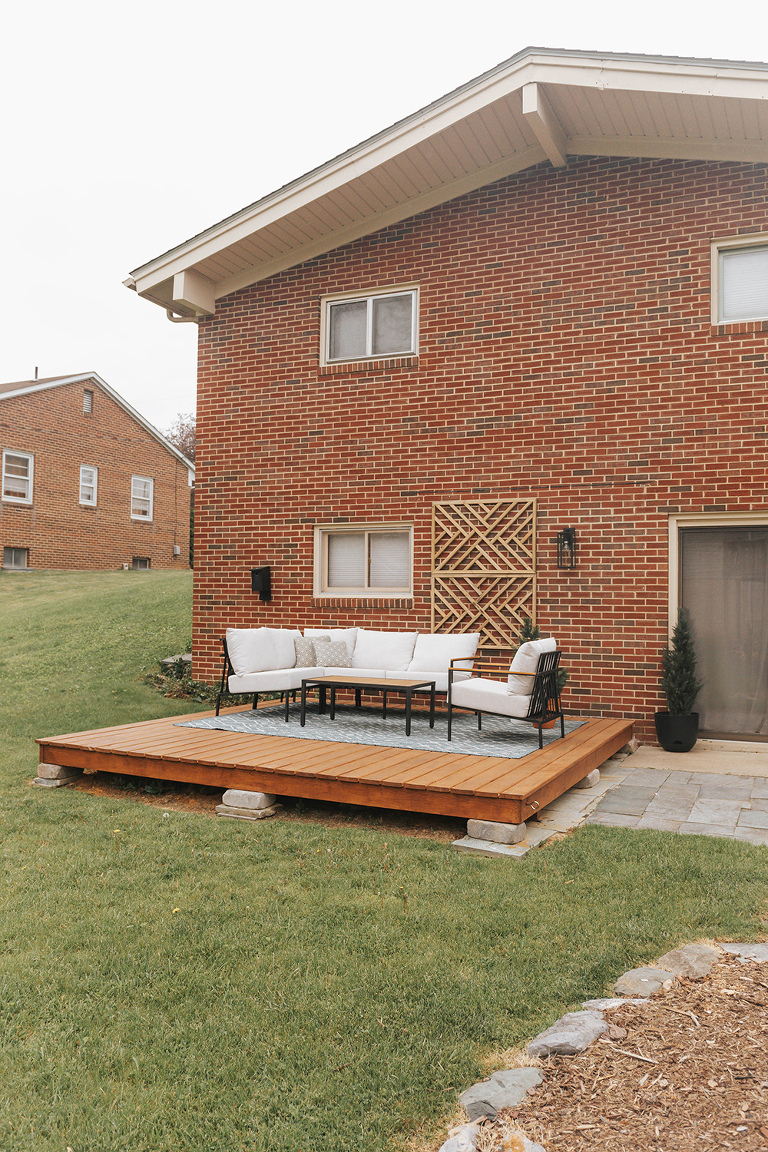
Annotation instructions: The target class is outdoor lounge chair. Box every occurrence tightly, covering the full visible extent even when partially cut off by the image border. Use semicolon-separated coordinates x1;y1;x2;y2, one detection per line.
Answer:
447;637;565;748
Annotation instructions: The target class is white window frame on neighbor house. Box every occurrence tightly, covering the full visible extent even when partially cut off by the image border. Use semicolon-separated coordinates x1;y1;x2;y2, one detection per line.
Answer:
2;449;34;504
711;234;768;324
313;523;413;598
79;465;98;506
320;285;419;365
131;475;154;520
667;510;768;633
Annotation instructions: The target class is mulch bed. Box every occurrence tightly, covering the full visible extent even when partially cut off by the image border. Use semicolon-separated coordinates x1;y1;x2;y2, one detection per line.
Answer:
491;953;768;1151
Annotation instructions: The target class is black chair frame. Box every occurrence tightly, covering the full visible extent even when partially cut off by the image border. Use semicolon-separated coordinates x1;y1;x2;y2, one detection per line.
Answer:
447;649;565;748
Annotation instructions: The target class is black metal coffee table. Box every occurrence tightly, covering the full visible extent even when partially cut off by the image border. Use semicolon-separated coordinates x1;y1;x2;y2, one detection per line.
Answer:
299;675;436;736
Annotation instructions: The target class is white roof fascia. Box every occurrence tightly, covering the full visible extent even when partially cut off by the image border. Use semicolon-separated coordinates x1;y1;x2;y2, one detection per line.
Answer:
128;47;768;302
0;372;195;473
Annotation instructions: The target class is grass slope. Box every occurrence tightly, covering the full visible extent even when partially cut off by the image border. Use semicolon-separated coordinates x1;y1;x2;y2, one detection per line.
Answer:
1;571;766;1152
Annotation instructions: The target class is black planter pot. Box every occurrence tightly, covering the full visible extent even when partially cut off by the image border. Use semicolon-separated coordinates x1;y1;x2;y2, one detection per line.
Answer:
654;712;699;753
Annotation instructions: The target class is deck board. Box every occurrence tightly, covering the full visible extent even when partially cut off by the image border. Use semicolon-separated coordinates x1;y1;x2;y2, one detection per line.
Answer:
37;707;633;824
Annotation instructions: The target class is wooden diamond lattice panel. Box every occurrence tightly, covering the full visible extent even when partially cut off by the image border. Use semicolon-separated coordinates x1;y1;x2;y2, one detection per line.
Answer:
431;499;536;650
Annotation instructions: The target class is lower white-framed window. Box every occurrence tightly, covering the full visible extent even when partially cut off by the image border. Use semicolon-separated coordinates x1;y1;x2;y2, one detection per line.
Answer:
2;450;33;504
132;556;151;570
314;524;412;597
321;286;418;364
711;235;768;323
79;465;98;506
3;546;29;569
131;475;153;520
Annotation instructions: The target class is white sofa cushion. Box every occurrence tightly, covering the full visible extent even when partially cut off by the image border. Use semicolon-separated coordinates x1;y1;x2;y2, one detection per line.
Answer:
321;667;387;679
387;670;470;692
451;677;532;718
228;666;324;693
226;628;301;675
407;631;480;674
352;629;418;671
507;637;557;695
304;627;358;659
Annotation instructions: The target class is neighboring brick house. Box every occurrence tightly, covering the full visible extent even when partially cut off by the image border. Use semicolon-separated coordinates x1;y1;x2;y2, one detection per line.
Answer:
127;48;768;741
0;372;194;571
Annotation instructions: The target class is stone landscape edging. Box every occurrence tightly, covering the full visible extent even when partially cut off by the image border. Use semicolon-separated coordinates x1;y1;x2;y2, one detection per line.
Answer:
436;940;765;1152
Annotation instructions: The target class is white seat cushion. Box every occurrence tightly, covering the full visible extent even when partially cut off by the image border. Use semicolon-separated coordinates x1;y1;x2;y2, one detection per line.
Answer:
319;667;387;680
304;627;358;660
507;637;557;695
407;632;480;674
226;628;302;675
229;666;324;693
451;677;532;718
352;629;418;671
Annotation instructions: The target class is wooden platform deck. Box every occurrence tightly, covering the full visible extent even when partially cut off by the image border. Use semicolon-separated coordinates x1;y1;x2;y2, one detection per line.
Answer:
37;706;633;824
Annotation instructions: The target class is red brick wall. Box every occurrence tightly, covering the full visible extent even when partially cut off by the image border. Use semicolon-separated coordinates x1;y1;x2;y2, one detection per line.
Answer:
193;156;768;739
0;379;192;570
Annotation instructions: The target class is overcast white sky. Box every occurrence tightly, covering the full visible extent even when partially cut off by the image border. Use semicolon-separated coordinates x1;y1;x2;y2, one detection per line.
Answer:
1;0;765;432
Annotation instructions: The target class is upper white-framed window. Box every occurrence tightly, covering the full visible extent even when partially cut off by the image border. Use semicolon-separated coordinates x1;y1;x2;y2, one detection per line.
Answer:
320;286;418;365
131;475;154;520
79;465;98;506
83;389;93;414
711;235;768;324
2;449;33;504
313;523;413;597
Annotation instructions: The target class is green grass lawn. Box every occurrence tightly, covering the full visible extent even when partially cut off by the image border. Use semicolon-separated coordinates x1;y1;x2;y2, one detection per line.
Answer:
1;571;766;1152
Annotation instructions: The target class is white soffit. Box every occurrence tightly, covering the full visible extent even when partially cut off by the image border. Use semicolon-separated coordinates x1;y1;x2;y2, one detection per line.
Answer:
127;47;768;317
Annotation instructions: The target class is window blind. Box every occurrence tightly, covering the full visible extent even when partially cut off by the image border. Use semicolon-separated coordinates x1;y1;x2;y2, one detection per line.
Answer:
720;246;768;321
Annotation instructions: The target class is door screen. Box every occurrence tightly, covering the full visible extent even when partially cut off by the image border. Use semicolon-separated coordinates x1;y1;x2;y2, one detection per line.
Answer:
680;527;768;737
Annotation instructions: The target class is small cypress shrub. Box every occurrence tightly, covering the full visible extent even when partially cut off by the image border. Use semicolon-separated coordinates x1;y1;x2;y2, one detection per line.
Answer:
661;608;703;714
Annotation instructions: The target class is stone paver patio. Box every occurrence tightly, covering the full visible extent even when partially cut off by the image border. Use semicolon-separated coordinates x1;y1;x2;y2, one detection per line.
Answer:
455;739;768;856
586;741;768;845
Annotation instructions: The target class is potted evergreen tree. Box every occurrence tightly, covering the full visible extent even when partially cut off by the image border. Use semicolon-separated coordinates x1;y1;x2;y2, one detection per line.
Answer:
655;608;703;752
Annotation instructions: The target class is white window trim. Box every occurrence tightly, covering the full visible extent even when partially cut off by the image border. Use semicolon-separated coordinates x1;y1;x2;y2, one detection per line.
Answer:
79;465;98;506
2;449;34;505
320;284;419;366
668;510;768;636
711;234;768;324
131;474;154;521
313;523;413;598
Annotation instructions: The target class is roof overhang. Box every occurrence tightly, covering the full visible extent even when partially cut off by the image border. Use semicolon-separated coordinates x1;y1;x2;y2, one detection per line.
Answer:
0;372;195;473
127;47;768;319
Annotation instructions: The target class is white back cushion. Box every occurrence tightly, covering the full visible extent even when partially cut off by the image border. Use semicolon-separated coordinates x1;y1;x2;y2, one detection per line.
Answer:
226;628;301;675
304;627;358;659
352;629;419;671
408;632;480;674
507;637;557;695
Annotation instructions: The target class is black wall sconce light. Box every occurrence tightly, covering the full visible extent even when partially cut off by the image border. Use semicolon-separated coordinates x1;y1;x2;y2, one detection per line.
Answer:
556;527;577;569
250;566;272;601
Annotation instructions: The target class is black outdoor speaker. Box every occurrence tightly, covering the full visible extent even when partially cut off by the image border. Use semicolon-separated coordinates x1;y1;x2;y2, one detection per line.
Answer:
250;566;272;601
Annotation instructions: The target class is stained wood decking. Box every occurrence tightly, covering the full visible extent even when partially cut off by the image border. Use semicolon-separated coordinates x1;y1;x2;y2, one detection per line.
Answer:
37;706;633;824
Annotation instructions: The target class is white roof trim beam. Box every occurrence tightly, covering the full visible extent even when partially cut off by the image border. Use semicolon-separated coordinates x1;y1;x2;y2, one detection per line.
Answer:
522;83;568;166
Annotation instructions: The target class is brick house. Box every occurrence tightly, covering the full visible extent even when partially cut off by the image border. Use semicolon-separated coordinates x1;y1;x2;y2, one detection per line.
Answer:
0;372;194;571
126;48;768;742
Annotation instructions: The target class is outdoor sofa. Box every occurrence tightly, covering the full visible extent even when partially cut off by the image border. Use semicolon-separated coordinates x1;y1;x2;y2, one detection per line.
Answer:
215;626;481;716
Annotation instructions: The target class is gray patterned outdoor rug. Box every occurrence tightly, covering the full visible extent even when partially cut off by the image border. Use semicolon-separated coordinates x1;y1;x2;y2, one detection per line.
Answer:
177;703;582;759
